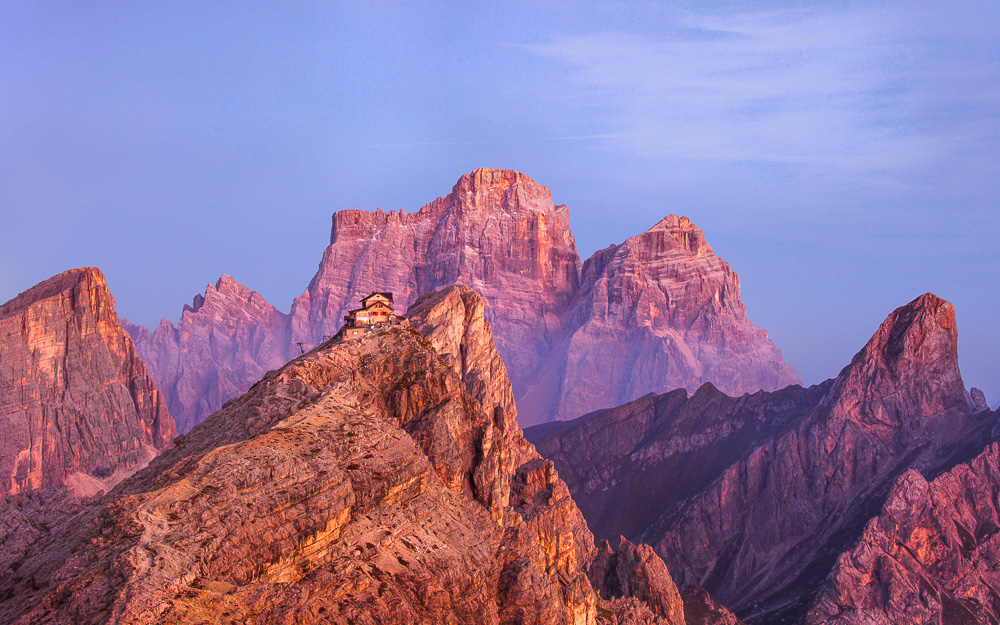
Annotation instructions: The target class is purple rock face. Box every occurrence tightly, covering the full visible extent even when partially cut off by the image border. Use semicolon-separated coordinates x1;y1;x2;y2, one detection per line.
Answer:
557;215;800;423
807;439;1000;624
0;267;175;496
532;293;996;623
129;168;799;431
123;274;289;433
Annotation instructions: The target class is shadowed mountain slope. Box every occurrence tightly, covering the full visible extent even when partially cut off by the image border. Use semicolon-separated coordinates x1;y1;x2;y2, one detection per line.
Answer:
531;293;996;623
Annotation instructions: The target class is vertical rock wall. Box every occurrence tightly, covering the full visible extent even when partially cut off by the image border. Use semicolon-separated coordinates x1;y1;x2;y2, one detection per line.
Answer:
0;267;175;496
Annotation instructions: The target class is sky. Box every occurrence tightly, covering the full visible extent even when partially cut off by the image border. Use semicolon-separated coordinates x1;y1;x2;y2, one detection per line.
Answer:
2;1;998;403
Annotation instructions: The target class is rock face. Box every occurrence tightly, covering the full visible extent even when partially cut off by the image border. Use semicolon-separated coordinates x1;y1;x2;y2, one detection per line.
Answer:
0;285;607;624
589;537;685;625
527;382;829;544
289;168;582;407
806;439;1000;624
0;268;175;496
124;275;289;433
556;216;799;421
681;587;746;625
129;168;798;431
530;293;995;623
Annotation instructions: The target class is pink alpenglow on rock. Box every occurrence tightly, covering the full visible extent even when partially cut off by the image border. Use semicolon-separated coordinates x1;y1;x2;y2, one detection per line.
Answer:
557;215;800;421
0;267;175;496
531;293;993;623
128;168;800;430
124;274;289;433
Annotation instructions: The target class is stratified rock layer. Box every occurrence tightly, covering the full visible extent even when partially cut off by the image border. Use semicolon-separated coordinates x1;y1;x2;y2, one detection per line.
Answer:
0;268;175;496
531;293;994;623
806;437;1000;625
557;216;799;421
129;168;799;431
0;286;601;625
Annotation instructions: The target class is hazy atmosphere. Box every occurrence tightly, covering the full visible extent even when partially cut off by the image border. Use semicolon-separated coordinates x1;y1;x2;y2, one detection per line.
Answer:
2;0;998;400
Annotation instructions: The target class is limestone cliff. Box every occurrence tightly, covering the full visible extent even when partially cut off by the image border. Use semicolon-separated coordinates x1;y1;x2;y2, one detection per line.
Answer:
806;437;1000;624
0;268;175;496
556;216;800;420
531;293;994;623
0;285;601;624
289;168;581;411
123;275;289;433
129;168;799;430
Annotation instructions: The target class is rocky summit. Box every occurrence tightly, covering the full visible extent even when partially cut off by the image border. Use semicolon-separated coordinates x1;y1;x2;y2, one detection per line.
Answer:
557;214;799;427
128;168;799;431
530;293;998;623
0;268;175;497
1;284;731;625
122;274;289;433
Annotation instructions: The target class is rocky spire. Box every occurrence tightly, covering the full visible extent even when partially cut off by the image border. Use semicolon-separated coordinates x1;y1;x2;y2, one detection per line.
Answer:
0;267;175;496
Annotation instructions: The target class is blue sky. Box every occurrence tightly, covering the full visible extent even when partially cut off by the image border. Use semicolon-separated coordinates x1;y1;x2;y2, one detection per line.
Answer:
2;1;997;402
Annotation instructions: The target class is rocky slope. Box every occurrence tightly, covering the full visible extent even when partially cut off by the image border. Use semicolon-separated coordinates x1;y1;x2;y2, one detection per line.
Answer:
531;293;995;623
124;275;288;433
527;382;829;544
1;285;714;624
129;168;798;431
805;435;1000;624
0;268;175;497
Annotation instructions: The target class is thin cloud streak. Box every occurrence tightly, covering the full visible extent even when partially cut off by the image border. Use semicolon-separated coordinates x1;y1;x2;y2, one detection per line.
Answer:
520;4;1000;199
339;134;630;149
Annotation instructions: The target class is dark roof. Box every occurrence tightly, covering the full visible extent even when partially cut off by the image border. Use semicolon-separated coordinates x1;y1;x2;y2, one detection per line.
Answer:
349;302;390;314
360;292;394;304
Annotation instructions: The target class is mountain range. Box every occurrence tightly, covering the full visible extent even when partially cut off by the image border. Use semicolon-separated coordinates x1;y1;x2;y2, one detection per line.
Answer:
125;168;799;432
0;283;739;625
2;168;997;624
528;293;999;623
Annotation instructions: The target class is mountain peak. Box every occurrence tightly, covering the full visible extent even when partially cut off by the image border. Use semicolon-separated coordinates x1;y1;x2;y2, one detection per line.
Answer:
467;166;535;189
131;169;798;430
830;292;970;426
453;168;553;209
0;267;107;319
642;214;713;258
0;268;175;495
848;292;957;376
214;273;249;294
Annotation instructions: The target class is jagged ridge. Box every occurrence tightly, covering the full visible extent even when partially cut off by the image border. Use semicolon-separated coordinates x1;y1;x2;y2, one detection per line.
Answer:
531;293;994;623
1;286;600;624
128;168;799;431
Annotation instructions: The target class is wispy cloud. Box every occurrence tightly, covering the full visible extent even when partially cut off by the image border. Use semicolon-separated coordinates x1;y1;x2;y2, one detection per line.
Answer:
521;4;1000;197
